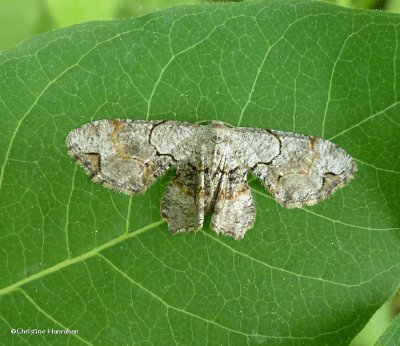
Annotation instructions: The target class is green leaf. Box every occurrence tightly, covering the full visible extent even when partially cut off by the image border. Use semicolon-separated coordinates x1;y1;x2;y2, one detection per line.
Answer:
375;311;400;346
1;1;400;344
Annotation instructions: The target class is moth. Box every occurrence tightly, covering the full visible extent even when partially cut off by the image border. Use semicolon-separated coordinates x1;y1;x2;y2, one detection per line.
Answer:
66;120;356;240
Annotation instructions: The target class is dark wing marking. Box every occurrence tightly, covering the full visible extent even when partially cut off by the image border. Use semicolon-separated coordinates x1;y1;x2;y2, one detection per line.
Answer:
66;119;199;195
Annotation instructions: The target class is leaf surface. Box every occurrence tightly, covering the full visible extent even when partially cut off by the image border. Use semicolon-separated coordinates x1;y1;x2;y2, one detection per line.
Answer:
375;312;400;346
1;1;400;344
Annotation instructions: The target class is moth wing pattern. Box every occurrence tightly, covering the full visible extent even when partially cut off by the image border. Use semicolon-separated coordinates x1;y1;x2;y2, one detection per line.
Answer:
232;127;357;208
161;162;205;234
66;119;199;194
66;119;357;240
210;167;255;240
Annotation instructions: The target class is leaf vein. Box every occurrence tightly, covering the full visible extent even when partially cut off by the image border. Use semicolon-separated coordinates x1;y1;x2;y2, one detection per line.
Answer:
18;288;93;345
0;220;165;296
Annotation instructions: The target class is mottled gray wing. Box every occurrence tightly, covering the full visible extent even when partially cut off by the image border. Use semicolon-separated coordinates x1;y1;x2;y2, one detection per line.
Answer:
210;167;255;240
231;127;356;208
66;119;198;194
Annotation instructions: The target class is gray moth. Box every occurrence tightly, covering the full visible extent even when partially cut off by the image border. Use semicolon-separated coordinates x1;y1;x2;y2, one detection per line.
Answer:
66;120;356;240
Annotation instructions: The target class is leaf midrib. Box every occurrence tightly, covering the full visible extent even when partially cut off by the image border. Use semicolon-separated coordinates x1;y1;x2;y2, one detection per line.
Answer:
0;220;165;296
2;192;397;301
